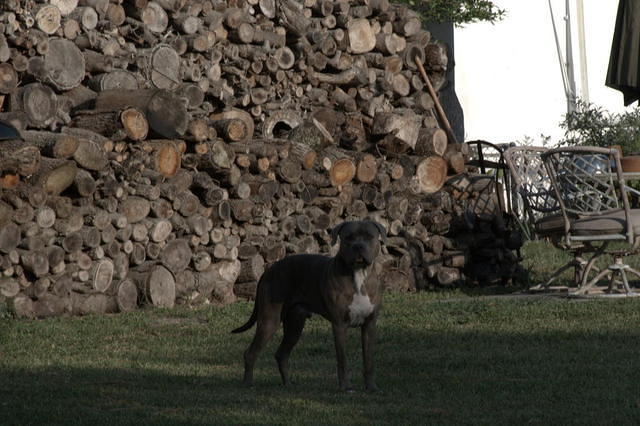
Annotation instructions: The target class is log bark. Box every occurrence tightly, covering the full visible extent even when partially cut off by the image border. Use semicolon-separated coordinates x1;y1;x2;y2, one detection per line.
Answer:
29;158;77;196
95;89;188;138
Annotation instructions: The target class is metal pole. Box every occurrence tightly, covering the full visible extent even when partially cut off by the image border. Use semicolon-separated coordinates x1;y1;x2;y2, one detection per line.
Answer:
576;0;589;103
565;0;577;113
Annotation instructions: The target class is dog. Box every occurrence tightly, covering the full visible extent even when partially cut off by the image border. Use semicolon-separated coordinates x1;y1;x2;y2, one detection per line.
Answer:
231;220;387;392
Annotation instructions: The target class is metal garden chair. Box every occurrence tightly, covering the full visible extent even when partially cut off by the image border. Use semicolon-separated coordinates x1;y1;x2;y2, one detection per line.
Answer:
541;146;640;296
504;146;597;289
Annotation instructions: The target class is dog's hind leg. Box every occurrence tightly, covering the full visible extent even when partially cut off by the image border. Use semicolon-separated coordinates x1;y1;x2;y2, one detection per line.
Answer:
242;302;281;387
275;306;309;386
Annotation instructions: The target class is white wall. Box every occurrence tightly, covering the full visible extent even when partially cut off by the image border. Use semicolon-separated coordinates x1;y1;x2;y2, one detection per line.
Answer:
455;0;628;145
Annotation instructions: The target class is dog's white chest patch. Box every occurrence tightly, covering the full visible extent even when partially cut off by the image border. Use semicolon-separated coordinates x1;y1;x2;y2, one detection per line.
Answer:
348;269;375;326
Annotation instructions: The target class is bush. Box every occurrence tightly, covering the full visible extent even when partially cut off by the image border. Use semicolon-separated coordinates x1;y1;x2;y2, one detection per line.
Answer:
561;101;640;155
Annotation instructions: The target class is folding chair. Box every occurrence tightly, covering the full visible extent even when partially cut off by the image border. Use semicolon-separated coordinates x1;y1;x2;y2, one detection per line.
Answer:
542;146;640;296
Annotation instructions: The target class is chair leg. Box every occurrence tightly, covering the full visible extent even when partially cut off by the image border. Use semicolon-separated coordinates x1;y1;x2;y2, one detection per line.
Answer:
609;258;634;294
531;255;598;291
572;256;639;296
540;260;581;287
572;267;612;295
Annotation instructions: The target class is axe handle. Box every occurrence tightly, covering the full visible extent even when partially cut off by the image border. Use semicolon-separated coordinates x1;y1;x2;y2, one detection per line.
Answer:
415;57;459;144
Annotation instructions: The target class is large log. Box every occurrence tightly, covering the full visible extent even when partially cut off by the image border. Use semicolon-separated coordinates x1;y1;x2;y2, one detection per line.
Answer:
29;158;77;196
94;89;188;138
44;38;85;90
415;156;447;194
129;263;176;308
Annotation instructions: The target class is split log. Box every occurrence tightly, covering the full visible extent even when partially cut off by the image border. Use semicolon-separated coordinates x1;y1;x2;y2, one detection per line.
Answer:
0;223;20;254
94;89;188;138
415;127;447;156
140;140;182;177
0;277;20;298
29;158;77;195
415;156;447;194
14;83;58;129
213;118;247;142
348;19;376;54
73;138;107;171
113;279;138;312
160;239;192;275
34;293;70;317
89;70;139;91
200;260;241;305
44;38;85;90
8;294;35;318
90;259;114;293
70;108;148;141
210;109;254;143
129;263;176;308
320;148;356;187
372;111;422;150
21;131;80;159
71;292;118;315
355;153;378;183
0;145;40;177
444;144;466;175
0;63;18;93
238;254;265;283
119;196;151;223
36;5;62;35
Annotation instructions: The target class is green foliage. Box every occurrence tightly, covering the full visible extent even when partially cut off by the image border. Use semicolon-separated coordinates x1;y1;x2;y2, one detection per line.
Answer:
399;0;506;25
561;101;640;155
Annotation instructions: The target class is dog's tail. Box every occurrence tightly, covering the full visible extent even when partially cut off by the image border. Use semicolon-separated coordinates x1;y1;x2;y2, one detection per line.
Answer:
231;302;258;334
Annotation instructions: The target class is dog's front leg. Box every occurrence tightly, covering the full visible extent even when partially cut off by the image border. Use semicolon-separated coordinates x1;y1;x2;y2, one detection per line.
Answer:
331;322;352;391
361;314;378;392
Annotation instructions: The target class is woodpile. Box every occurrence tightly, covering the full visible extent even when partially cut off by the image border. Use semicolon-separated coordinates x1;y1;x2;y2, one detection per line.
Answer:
0;0;521;318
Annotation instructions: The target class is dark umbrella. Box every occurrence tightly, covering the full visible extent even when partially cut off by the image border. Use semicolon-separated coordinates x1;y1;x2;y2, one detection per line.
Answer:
606;0;640;106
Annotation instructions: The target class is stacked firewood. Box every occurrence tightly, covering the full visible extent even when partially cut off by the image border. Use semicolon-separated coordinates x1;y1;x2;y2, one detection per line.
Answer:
0;0;521;318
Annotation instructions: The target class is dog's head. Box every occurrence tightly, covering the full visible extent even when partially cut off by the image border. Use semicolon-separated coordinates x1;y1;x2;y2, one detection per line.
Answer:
331;221;386;269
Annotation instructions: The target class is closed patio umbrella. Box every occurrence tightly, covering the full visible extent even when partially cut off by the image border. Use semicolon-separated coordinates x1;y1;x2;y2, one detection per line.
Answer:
606;0;640;105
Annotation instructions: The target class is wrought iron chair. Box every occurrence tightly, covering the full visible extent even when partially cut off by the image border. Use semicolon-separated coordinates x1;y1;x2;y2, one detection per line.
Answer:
504;146;596;288
541;146;640;296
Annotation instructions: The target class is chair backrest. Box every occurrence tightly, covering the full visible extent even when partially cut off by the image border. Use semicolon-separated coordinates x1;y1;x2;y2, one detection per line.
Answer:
465;140;511;215
503;146;559;226
541;146;633;243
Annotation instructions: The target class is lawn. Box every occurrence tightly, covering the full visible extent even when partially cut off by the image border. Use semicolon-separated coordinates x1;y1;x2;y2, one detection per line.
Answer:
2;242;640;425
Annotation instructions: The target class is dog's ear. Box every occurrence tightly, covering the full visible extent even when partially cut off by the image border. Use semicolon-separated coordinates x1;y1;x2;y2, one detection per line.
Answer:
370;221;387;244
331;222;347;246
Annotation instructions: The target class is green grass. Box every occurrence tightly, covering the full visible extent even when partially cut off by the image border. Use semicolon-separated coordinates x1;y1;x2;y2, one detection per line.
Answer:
3;286;640;425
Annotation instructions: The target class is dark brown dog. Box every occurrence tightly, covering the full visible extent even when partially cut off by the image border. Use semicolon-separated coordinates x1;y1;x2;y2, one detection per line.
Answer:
231;220;386;391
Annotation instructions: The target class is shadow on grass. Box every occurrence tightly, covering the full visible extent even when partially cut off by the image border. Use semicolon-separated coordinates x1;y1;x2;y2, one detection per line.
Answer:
4;321;640;425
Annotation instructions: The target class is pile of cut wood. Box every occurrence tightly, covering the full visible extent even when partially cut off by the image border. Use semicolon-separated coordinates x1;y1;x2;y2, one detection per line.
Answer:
0;0;521;318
